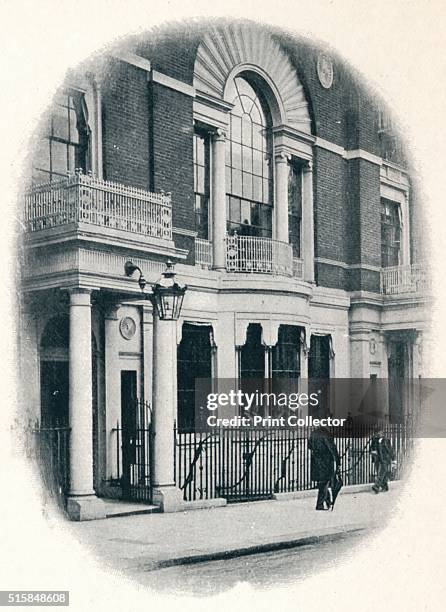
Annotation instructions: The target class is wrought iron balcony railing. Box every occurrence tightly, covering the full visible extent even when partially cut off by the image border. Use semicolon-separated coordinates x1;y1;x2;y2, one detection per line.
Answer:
380;263;428;295
225;234;295;277
24;171;172;241
195;238;213;268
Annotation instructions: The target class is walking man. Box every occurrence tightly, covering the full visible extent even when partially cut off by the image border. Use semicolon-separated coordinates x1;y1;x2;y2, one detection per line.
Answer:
308;426;340;510
371;428;396;493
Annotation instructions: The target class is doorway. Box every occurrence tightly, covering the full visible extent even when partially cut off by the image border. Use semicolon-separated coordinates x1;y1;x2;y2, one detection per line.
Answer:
40;361;69;428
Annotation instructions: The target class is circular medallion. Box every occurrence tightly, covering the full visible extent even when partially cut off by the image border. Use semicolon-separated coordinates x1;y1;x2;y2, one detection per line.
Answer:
317;53;334;89
119;316;136;340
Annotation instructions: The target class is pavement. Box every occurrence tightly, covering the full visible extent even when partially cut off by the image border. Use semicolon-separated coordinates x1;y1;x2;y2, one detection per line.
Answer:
68;483;401;573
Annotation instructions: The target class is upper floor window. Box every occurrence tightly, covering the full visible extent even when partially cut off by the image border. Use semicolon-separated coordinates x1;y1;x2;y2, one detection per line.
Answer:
381;198;401;267
32;89;89;184
193;130;210;239
226;75;273;238
288;163;302;257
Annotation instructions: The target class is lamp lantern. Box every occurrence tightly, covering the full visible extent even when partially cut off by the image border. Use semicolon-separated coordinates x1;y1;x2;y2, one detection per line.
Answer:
149;260;186;321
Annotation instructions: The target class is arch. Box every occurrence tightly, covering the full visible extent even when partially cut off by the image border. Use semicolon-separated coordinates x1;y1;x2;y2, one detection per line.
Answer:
193;23;312;133
40;314;69;350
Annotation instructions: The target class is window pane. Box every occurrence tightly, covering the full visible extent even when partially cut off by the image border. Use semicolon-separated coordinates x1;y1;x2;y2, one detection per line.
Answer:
250;103;262;125
232;116;241;143
32;168;51;184
251;202;260;226
67;145;76;173
69;109;79;144
262;178;271;204
242;114;252;147
225;141;231;166
253;149;263;175
226;165;232;192
33;139;50;174
288;165;302;216
230;196;240;223
242;145;252;173
252;124;264;151
232;169;242;196
232;142;242;170
67;93;77;110
380;198;401;267
232;97;243;117
51;141;67;175
241;199;251;224
196;166;205;193
195;134;204;165
242;172;252;200
260;204;272;232
52;105;69;141
253;175;262;201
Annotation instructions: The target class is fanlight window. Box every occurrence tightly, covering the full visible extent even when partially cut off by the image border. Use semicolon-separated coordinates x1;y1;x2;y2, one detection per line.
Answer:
226;75;273;238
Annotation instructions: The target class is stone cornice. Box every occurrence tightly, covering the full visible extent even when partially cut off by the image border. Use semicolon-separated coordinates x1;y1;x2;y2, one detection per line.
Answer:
149;70;195;97
172;226;198;238
272;125;316;145
111;51;152;72
194;91;234;113
315;138;409;173
315;257;381;273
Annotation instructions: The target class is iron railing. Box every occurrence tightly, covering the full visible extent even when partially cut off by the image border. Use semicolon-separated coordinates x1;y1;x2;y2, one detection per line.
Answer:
381;263;428;295
195;238;213;268
174;423;411;502
293;257;304;279
24;171;172;241
225;234;293;276
32;422;70;509
111;399;153;503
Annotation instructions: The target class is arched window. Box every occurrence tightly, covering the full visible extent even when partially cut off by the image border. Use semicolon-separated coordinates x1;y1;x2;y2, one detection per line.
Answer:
226;75;273;238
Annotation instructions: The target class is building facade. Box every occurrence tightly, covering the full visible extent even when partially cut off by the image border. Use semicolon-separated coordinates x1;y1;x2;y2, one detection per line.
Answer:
19;22;428;519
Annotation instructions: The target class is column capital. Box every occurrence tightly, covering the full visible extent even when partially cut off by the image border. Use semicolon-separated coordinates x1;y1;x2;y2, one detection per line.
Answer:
303;159;313;172
68;288;93;306
214;127;227;141
104;304;120;320
275;150;291;163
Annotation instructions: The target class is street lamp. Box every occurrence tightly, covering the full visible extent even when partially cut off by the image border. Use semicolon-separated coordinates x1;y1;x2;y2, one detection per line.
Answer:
149;260;187;321
124;259;186;320
124;258;187;511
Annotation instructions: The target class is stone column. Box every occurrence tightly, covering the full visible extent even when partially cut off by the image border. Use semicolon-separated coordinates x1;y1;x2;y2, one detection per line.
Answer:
151;312;182;512
104;304;120;483
302;161;315;283
274;152;290;243
142;304;154;405
211;129;227;270
299;327;309;418
67;288;105;520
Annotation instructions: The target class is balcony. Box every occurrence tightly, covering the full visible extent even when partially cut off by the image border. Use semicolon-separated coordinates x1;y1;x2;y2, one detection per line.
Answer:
196;235;304;278
226;234;298;277
24;172;172;245
380;263;428;295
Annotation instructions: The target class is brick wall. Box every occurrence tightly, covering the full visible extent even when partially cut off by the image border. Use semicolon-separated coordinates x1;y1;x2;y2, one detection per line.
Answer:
313;148;348;264
135;26;199;84
345;158;382;292
101;59;150;190
149;82;195;233
98;23;413;292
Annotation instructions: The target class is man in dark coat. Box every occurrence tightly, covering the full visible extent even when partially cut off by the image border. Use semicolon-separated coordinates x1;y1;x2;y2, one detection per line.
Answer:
308;426;341;510
371;429;396;493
